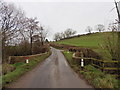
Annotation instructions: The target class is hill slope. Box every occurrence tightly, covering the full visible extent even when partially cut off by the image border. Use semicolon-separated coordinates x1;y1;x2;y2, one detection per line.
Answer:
57;32;117;60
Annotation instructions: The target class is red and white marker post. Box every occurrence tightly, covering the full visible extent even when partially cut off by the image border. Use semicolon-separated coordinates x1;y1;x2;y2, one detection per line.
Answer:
25;57;29;64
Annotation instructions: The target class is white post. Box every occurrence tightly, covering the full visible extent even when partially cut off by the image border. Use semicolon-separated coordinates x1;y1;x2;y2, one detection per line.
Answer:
81;58;84;67
26;59;29;64
80;52;84;69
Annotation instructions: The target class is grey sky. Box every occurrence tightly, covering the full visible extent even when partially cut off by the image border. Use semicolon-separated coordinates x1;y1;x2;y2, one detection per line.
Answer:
4;0;118;40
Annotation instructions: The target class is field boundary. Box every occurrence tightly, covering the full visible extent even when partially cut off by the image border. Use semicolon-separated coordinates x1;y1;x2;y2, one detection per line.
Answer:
8;52;48;64
72;52;120;76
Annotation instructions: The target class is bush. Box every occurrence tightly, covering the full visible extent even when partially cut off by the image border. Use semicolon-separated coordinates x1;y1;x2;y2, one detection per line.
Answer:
4;41;50;61
75;48;102;59
5;41;31;57
2;63;15;75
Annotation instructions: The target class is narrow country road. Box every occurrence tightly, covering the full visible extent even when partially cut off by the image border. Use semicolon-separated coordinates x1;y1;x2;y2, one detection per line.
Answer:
8;47;93;88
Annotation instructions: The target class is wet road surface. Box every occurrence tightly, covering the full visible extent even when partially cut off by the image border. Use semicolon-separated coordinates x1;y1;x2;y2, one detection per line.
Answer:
9;47;93;88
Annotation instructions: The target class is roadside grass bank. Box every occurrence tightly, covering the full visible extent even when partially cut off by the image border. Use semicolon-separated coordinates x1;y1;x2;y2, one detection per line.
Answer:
2;51;51;87
62;50;119;89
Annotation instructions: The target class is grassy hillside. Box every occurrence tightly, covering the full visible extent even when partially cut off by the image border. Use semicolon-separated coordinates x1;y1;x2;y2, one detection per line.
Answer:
57;32;117;60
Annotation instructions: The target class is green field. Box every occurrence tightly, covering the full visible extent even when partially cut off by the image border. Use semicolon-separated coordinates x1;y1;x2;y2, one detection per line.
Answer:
57;32;117;60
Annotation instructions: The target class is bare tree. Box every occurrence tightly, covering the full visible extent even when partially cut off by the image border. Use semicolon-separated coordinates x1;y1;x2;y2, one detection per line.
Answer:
53;28;77;41
53;32;61;41
102;0;120;61
96;24;105;32
38;26;48;46
108;23;118;32
85;26;92;33
64;28;76;38
0;0;49;60
27;17;39;54
0;1;28;60
114;0;120;60
60;32;66;39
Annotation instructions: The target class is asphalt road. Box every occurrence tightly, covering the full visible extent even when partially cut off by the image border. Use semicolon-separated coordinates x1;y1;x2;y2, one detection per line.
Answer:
8;47;93;88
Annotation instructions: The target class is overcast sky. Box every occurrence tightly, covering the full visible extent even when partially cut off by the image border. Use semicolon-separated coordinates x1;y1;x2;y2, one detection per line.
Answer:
4;0;118;40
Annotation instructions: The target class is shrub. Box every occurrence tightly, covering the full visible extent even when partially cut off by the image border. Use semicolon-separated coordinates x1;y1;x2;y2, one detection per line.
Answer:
5;41;31;57
2;63;15;75
33;44;49;54
75;48;102;59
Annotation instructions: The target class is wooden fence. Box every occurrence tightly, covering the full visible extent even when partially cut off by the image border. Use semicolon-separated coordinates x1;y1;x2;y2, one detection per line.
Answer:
51;44;120;76
72;53;120;76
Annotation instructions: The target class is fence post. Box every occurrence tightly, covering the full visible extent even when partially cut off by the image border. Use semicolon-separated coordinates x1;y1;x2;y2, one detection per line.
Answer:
91;58;93;65
80;52;84;69
8;56;11;64
102;61;104;72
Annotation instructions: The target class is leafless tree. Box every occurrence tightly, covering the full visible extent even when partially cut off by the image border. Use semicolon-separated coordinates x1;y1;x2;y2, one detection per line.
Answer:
38;26;48;46
85;26;92;33
108;23;118;32
64;28;76;38
102;0;120;60
53;32;62;41
0;1;28;60
0;0;50;60
60;32;66;39
96;24;105;32
114;0;120;60
27;17;39;54
53;28;76;41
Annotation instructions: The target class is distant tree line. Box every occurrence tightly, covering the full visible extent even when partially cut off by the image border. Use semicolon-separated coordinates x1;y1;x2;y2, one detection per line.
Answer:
0;1;48;62
54;28;76;41
86;23;118;34
85;24;105;34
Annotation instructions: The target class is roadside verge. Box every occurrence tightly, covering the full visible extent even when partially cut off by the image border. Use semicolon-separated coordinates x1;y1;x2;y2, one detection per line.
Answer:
62;50;119;89
2;51;51;88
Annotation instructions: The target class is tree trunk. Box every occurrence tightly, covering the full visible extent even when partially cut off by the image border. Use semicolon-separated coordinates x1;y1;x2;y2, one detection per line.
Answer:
41;37;44;46
2;30;6;62
2;40;5;62
30;36;33;55
30;31;33;55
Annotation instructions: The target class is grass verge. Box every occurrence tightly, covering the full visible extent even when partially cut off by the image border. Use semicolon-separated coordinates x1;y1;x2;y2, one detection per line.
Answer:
62;50;119;89
2;51;51;87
